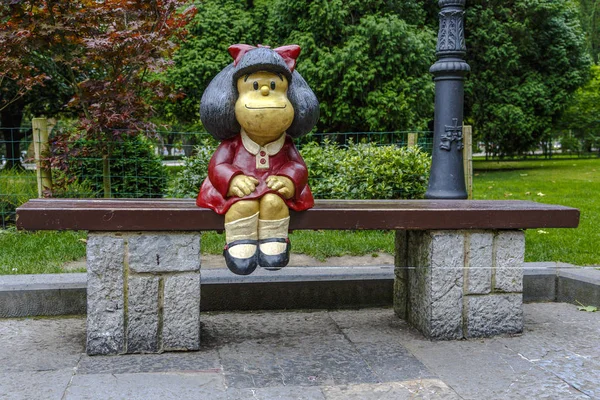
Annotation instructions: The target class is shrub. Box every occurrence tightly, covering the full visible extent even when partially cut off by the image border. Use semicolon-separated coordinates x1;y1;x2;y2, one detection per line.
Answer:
0;169;37;227
61;134;168;198
301;140;431;199
171;137;431;200
168;137;218;198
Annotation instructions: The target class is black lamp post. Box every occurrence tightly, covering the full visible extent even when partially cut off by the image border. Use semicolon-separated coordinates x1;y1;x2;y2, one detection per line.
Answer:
425;0;470;199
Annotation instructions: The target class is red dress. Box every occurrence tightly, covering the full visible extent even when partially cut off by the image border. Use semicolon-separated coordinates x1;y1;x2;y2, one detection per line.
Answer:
196;133;314;215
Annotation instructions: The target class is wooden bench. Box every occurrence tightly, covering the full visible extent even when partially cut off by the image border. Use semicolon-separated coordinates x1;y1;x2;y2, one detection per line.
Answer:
17;198;579;355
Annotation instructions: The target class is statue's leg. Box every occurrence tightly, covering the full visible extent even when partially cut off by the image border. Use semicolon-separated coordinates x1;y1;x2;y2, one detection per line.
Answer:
223;200;260;275
257;193;291;270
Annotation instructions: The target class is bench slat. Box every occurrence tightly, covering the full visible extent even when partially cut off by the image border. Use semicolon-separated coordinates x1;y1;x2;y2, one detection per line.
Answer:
16;199;579;231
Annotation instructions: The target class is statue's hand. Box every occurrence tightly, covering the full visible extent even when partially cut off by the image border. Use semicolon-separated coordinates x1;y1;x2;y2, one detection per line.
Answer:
227;175;259;198
266;175;295;199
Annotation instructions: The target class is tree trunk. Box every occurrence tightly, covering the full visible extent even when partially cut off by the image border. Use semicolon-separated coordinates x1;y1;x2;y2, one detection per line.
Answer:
1;106;25;170
166;133;175;156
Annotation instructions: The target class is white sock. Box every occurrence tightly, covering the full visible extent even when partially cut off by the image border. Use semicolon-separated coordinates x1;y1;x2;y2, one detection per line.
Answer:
258;217;290;256
224;212;259;259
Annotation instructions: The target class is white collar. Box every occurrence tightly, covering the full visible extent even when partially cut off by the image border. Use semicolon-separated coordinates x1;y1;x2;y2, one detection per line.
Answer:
241;129;286;156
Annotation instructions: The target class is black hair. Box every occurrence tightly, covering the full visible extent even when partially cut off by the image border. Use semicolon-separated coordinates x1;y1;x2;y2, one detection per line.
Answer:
200;47;320;140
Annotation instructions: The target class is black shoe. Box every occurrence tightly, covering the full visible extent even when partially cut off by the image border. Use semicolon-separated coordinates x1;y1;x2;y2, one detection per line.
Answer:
258;238;291;271
223;239;258;276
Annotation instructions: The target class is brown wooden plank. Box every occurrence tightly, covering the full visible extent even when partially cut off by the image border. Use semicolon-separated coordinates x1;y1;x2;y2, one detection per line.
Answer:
16;198;579;231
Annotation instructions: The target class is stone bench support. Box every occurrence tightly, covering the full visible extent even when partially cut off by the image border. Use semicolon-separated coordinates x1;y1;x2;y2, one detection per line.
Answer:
86;232;201;355
394;230;524;339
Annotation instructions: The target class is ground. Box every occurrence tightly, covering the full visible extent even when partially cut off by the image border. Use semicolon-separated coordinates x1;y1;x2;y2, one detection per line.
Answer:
1;303;598;399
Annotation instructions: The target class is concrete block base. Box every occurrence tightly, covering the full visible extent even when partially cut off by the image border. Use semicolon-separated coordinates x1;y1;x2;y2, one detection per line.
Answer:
394;230;524;340
86;232;200;355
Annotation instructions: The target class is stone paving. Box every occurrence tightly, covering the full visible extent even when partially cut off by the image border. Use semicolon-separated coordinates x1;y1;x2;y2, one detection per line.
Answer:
1;303;599;399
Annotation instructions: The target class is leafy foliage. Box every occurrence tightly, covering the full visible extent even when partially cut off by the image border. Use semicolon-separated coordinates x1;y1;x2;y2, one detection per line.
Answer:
168;137;219;198
0;169;37;226
171;140;431;200
55;134;168;199
579;0;600;63
267;0;436;133
464;0;591;157
301;140;431;199
558;64;600;152
0;1;195;193
160;0;436;133
158;0;262;128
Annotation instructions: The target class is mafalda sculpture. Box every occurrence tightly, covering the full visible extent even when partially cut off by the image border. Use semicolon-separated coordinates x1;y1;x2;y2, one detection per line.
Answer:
197;44;319;275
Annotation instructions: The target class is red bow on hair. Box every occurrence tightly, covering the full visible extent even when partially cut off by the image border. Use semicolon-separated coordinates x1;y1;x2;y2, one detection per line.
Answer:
228;44;301;72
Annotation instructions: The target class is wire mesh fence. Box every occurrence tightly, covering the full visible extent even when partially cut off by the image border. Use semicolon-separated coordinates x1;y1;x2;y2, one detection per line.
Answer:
0;125;434;228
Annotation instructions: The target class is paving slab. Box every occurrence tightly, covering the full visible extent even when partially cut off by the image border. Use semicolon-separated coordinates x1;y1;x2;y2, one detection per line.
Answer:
0;317;84;372
64;372;227;400
0;304;599;399
218;333;379;389
321;380;461;400
0;369;74;400
76;349;221;375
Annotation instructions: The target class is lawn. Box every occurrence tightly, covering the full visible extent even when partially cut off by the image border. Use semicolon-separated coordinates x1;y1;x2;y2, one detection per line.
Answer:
0;228;86;274
472;158;599;265
1;157;598;274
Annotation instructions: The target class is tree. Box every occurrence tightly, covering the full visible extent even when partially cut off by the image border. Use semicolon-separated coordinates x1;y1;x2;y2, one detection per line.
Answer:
156;0;263;129
159;0;436;137
463;0;591;157
558;64;600;153
0;3;74;169
268;0;436;134
0;1;195;193
579;0;600;63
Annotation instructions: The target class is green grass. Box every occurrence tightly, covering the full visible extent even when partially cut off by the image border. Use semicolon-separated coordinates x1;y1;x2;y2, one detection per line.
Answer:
0;228;87;274
0;169;37;227
473;158;600;265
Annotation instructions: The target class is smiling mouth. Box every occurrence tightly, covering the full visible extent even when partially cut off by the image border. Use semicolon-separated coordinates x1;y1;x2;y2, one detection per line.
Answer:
245;104;287;110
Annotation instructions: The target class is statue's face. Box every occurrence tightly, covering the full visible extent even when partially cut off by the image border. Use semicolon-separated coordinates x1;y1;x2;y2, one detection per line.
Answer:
235;71;294;142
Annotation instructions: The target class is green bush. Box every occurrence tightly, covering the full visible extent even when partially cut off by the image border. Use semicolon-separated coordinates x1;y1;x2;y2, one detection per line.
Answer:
170;138;431;200
559;135;581;154
301;140;431;199
66;135;168;198
168;137;218;198
0;169;37;227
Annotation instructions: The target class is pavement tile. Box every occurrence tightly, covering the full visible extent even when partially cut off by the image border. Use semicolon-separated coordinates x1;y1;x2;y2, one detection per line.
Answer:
398;332;591;399
201;310;339;346
226;386;326;400
77;348;221;375
534;351;600;399
497;303;600;399
321;379;461;400
0;317;84;372
0;369;74;400
352;341;435;383
218;334;378;389
515;302;600;359
64;372;227;400
327;308;411;343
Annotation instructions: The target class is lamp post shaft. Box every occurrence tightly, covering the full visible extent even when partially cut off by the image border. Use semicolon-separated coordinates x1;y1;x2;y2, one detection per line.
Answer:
425;0;470;199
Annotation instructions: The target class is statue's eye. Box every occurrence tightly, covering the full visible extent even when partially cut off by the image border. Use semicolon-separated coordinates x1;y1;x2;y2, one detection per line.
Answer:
270;81;276;90
253;81;259;90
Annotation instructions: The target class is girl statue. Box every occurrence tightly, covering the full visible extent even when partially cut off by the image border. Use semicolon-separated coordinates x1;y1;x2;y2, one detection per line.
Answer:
196;44;319;275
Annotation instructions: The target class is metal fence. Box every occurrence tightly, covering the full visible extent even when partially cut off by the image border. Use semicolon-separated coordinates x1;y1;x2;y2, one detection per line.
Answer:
0;126;434;228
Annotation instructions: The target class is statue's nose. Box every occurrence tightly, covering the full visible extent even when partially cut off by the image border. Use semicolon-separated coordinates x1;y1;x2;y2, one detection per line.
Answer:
260;85;270;96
